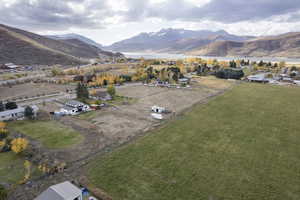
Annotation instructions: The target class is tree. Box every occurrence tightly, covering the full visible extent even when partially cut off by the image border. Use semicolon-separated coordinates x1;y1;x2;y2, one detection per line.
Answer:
0;185;7;200
76;83;89;99
5;102;17;110
216;68;244;80
107;85;116;98
11;138;28;154
279;61;286;68
51;67;64;76
19;160;31;184
24;106;34;120
0;102;4;112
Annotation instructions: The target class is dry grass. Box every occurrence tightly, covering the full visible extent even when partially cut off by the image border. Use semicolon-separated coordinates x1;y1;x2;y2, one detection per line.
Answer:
195;76;234;90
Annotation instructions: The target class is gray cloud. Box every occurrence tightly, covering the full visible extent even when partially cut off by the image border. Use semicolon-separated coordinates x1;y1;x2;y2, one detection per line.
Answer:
0;0;110;31
1;0;300;31
143;0;300;23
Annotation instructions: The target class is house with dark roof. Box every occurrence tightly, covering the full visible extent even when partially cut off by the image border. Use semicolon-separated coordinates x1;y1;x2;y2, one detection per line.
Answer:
91;91;112;101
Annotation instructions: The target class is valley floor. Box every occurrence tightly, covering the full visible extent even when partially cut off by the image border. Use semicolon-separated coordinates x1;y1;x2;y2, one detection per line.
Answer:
8;77;231;200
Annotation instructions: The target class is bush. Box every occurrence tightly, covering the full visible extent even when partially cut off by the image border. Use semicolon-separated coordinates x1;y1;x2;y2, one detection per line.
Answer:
107;85;116;98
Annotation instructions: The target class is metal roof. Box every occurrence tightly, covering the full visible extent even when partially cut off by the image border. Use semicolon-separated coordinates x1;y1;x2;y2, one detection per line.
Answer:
34;181;82;200
66;100;85;107
0;107;24;116
0;105;39;117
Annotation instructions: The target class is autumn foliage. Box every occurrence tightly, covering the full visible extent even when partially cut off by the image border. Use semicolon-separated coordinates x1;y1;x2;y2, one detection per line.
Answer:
11;138;29;154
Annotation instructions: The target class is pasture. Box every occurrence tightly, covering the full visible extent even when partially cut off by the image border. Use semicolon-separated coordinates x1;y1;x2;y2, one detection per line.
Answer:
87;83;300;200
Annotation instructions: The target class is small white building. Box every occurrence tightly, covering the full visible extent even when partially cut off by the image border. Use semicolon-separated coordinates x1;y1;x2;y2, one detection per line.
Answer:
34;181;82;200
0;105;38;121
151;113;163;120
4;63;19;69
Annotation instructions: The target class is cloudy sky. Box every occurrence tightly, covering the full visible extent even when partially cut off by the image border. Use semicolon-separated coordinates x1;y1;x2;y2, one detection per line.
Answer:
1;0;300;45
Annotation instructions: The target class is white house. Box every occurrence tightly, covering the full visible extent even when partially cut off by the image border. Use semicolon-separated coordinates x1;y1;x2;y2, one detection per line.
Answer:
58;100;90;116
34;181;82;200
66;100;90;112
60;106;78;116
0;105;39;121
247;73;269;83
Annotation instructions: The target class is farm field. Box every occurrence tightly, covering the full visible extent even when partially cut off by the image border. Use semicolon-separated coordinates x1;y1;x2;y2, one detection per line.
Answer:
87;83;300;200
9;120;83;149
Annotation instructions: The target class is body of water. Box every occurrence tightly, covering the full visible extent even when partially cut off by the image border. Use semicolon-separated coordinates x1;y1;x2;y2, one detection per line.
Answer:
123;52;300;64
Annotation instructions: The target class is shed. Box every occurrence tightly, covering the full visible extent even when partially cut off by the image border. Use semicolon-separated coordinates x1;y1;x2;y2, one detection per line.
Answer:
34;181;82;200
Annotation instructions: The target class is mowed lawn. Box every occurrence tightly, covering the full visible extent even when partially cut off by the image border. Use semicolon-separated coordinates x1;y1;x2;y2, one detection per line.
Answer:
9;120;83;149
87;83;300;200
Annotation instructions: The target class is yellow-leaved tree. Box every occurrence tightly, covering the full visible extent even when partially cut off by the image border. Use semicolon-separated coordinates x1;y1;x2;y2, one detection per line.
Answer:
11;138;29;154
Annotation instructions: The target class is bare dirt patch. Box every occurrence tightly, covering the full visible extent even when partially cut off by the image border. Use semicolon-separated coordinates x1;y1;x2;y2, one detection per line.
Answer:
0;82;75;100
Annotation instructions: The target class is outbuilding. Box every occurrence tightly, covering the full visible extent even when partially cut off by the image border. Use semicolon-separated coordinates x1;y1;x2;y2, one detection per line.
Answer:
34;181;83;200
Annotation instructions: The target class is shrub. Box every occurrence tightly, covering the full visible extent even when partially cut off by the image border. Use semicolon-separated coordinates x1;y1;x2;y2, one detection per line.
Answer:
107;85;116;98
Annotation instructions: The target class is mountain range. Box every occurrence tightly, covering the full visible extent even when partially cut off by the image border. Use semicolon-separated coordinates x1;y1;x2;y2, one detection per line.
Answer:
105;28;300;58
105;28;255;53
1;23;300;64
0;24;123;65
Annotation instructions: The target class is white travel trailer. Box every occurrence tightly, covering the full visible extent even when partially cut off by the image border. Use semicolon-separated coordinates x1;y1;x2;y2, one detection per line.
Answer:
151;113;163;120
151;106;166;113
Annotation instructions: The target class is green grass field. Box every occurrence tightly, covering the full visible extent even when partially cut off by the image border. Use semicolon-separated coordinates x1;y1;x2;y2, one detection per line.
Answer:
9;120;83;149
0;152;26;184
0;152;42;184
87;83;300;200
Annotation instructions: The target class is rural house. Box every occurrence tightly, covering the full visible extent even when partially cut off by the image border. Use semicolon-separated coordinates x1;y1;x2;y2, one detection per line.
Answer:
247;74;269;83
0;105;39;121
59;100;90;115
91;91;112;101
34;181;83;200
66;100;90;111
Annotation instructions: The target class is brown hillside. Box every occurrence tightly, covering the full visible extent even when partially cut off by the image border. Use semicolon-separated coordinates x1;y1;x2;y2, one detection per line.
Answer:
188;32;300;58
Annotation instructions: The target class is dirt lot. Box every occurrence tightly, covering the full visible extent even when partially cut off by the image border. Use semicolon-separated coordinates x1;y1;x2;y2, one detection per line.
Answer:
57;82;230;162
0;82;75;100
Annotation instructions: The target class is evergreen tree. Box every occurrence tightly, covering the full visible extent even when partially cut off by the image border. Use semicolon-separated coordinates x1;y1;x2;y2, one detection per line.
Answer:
76;83;89;99
24;106;34;120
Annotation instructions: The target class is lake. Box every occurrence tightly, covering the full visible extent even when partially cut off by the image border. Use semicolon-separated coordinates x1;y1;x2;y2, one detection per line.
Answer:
123;52;300;64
